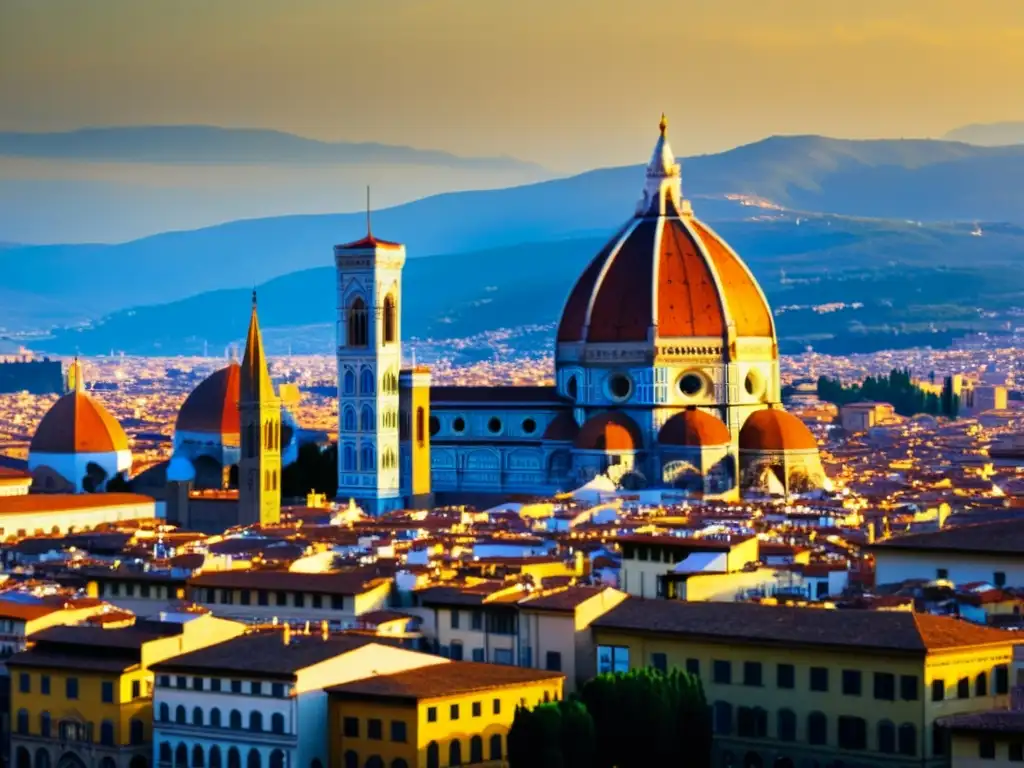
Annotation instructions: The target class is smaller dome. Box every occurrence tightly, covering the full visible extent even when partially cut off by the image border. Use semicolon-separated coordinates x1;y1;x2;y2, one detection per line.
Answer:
30;391;129;454
166;455;196;483
659;407;731;447
574;412;643;452
176;364;241;436
542;412;580;442
739;408;817;452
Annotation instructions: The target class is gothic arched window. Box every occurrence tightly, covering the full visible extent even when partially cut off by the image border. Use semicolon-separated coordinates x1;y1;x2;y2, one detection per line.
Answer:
416;407;425;445
343;406;357;432
360;445;375;471
361;406;375;432
343;444;355;471
360;368;375;395
343;370;356;396
347;297;368;347
383;293;397;344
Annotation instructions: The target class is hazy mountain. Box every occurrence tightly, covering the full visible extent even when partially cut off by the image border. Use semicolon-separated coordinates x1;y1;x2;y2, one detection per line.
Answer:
0;126;544;170
5;134;1024;331
40;215;1024;358
943;122;1024;147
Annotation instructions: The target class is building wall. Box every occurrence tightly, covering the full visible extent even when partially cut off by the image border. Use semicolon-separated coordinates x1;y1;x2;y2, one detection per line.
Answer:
187;581;391;625
874;550;1024;589
0;498;155;539
948;731;1020;768
429;606;518;665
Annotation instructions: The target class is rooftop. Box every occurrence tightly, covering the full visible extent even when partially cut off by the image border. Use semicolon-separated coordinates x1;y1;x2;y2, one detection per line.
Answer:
0;493;154;515
870;519;1024;556
937;709;1024;735
189;570;387;596
326;661;562;701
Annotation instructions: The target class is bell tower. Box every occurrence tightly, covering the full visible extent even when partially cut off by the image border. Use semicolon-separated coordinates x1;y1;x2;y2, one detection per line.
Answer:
335;202;405;515
238;292;282;526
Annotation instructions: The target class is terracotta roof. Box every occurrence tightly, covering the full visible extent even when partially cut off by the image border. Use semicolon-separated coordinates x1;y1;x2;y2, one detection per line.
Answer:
151;631;384;678
175;364;240;436
0;467;32;485
520;586;609;612
326;661;562;701
30;391;129;454
869;519;1024;556
335;234;403;251
575;412;643;452
593;599;1021;653
189;569;387;596
0;493;154;515
0;600;61;621
659;407;731;447
739;408;818;452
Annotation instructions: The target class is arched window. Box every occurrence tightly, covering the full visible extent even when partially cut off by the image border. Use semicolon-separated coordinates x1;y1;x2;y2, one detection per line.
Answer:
976;672;988;696
878;720;896;753
383;293;397;344
210;708;222;728
193;707;204;727
778;709;797;742
158;703;169;722
271;713;285;734
360;368;375;396
311;761;323;768
230;710;242;730
16;748;31;768
175;705;187;724
247;750;260;768
269;752;284;768
489;734;502;761
348;298;368;347
426;743;439;768
343;754;357;768
343;406;357;432
159;744;172;765
360;444;375;471
470;736;483;763
360;405;375;432
343;444;355;471
209;748;222;768
449;740;462;767
343;370;356;396
34;749;50;768
100;719;115;746
175;744;188;768
249;711;263;732
100;759;117;768
416;407;425;445
130;718;145;745
227;750;240;768
40;712;51;738
898;723;917;756
808;711;827;745
192;747;205;768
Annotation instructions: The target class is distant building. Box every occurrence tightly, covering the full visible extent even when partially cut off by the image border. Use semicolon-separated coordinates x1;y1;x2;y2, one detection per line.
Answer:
962;384;1009;416
0;468;32;498
0;357;63;395
840;402;897;434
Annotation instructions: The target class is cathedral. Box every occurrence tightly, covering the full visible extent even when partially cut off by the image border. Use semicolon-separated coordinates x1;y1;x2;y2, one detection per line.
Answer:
334;116;826;512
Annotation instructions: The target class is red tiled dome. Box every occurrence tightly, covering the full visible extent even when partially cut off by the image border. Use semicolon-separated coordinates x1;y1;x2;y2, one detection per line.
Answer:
542;412;580;442
739;408;817;452
659;407;731;447
176;364;240;436
31;391;129;454
574;412;643;452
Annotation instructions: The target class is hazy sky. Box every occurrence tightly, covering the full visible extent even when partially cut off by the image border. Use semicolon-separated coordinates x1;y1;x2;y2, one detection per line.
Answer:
2;0;1024;170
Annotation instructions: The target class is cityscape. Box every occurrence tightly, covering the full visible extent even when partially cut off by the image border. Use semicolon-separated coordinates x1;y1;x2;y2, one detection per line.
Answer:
2;4;1024;768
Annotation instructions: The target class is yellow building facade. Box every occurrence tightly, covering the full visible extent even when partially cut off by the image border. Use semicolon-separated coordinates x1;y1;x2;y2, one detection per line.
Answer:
328;662;563;768
8;615;244;768
592;599;1020;768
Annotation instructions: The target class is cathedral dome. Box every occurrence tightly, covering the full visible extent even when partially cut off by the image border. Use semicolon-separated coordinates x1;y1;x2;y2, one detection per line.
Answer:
542;412;580;442
557;116;773;347
176;364;241;437
658;407;731;447
30;390;129;455
739;407;817;452
574;412;643;452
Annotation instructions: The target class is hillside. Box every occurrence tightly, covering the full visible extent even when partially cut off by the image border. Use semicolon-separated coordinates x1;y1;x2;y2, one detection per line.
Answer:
41;215;1024;358
5;135;1024;332
943;122;1024;147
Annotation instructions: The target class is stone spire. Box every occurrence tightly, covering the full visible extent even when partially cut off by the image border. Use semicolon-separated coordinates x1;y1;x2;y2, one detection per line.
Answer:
240;291;275;404
638;113;687;216
68;357;84;394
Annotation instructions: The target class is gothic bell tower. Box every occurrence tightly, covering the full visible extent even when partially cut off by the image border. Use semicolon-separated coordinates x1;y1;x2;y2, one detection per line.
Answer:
334;209;405;515
238;291;282;526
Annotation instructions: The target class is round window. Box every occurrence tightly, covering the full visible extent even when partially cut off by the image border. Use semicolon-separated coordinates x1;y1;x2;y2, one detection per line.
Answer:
429;416;440;436
678;372;704;397
487;417;503;434
452;417;466;434
744;370;764;398
606;373;632;401
522;418;537;435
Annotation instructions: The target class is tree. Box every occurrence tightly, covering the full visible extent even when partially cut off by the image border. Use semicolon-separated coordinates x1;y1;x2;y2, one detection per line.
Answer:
104;474;132;492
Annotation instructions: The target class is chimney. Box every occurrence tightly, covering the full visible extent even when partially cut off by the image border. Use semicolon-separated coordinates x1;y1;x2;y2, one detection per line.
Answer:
321;620;329;641
282;624;291;646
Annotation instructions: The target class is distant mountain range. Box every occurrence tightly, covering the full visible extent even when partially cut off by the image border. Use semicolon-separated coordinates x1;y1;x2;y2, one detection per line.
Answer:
0;126;543;170
943;121;1024;147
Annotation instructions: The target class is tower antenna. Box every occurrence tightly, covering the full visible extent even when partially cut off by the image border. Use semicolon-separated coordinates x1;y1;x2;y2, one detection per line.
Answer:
366;185;372;237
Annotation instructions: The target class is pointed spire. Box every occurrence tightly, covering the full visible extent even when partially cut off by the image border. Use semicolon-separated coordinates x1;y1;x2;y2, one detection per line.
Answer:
659;112;668;136
240;296;276;404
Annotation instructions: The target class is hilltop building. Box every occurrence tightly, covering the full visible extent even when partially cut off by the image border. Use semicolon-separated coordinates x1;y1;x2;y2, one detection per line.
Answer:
333;116;826;509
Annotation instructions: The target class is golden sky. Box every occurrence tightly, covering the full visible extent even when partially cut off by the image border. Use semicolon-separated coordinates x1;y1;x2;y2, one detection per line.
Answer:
2;0;1023;170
